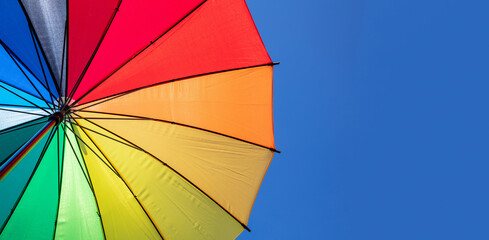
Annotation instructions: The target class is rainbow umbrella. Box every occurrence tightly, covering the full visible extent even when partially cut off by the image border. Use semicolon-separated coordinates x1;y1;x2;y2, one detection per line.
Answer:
0;0;278;239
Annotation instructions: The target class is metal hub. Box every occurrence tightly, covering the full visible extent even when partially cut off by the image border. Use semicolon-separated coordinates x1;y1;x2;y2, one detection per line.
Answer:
49;111;65;124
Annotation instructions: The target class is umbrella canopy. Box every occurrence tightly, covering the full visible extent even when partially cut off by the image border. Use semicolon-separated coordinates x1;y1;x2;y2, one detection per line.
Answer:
0;0;277;239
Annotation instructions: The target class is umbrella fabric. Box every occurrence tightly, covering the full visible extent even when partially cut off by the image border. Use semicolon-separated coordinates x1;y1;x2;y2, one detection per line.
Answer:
0;0;276;239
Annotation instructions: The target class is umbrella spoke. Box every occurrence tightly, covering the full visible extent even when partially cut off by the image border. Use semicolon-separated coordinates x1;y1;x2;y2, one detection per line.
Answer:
0;84;51;115
64;0;123;109
64;124;119;177
0;80;53;109
0;120;56;180
77;115;252;232
58;23;68;109
52;124;65;238
0;103;50;110
28;27;56;107
72;62;279;111
74;121;166;240
0;40;58;100
0;117;49;170
67;118;142;152
64;0;69;105
0;126;56;234
65;123;107;239
0;41;56;111
18;0;62;98
54;124;105;239
0;118;47;136
58;124;66;188
0;107;48;117
68;0;208;108
74;110;280;153
62;124;93;190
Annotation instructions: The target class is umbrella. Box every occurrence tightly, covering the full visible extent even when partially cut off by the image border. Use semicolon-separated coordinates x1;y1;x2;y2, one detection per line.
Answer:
0;0;278;239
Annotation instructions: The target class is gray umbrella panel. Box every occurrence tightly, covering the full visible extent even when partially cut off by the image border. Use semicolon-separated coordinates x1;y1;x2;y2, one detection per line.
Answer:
21;0;66;89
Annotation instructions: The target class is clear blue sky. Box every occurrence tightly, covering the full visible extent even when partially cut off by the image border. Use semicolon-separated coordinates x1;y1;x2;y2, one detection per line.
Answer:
241;0;489;239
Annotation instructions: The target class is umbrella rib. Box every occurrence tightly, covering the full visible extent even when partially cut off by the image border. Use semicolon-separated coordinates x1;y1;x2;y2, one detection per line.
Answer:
78;116;252;232
72;62;279;110
0;118;49;168
64;124;120;178
0;41;58;110
0;126;56;234
63;124;94;191
17;0;62;97
64;0;123;109
73;120;166;240
0;117;47;136
60;124;66;192
66;117;119;176
0;84;52;115
58;23;68;109
66;116;118;175
0;120;55;178
0;107;48;117
0;40;57;105
67;119;142;152
75;110;280;153
28;26;56;107
68;0;209;108
0;41;55;112
0;103;50;110
52;123;64;238
67;122;108;240
64;0;69;106
0;80;53;109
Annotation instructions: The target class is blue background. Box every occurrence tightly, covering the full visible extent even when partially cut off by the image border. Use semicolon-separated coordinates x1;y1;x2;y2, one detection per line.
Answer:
241;0;489;239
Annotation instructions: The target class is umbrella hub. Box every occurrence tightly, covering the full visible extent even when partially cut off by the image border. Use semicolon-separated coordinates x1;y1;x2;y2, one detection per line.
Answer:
50;111;65;125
